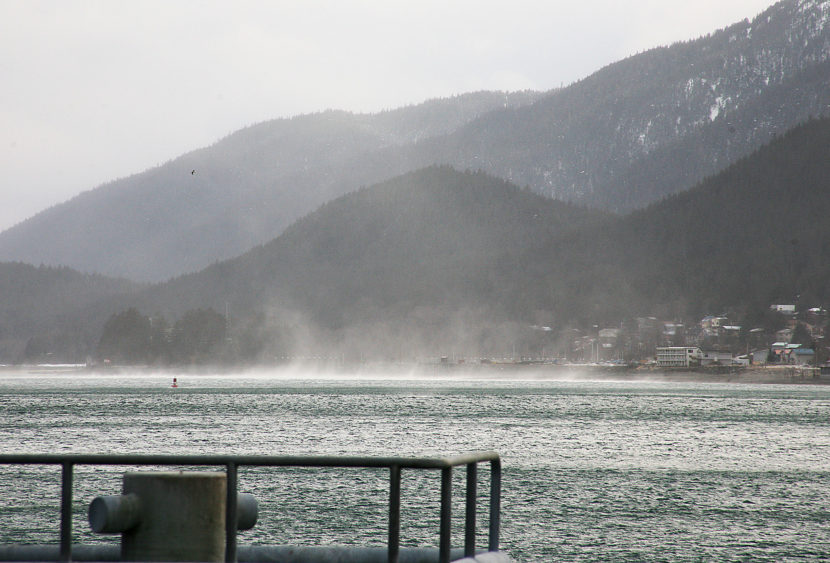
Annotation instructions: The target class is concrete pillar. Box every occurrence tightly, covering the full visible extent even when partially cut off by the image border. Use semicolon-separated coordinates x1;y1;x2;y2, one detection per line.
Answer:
120;471;226;562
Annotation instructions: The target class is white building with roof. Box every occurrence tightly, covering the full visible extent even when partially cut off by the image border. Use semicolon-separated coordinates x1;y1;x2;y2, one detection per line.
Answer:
656;347;702;367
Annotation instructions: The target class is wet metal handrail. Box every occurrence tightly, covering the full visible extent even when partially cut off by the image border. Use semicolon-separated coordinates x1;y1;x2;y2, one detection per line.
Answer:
0;452;502;563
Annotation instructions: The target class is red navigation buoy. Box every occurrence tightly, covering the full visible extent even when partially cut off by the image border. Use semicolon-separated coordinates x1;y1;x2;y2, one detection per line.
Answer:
171;377;178;388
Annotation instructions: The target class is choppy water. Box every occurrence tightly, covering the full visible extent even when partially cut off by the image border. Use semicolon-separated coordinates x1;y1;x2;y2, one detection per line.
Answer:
1;369;829;561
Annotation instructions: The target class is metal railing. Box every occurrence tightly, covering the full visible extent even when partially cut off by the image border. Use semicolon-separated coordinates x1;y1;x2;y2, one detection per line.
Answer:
0;452;502;563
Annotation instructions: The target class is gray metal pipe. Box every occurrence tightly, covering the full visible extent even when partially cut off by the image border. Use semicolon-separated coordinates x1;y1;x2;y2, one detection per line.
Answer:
89;494;141;534
225;462;238;563
388;464;401;563
237;545;481;562
440;467;453;563
0;545;120;562
88;492;257;533
0;545;512;562
60;462;73;562
465;463;477;557
236;493;258;530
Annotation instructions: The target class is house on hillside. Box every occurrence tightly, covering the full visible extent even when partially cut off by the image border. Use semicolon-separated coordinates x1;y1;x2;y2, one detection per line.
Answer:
769;342;814;364
805;308;827;327
804;321;826;340
770;342;793;362
791;347;815;365
698;316;729;343
770;304;796;315
775;328;794;343
598;328;621;359
750;349;769;364
661;323;685;346
700;316;728;331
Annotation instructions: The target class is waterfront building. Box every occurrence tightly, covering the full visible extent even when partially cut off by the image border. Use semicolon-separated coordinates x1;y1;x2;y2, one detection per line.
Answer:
699;349;734;366
656;347;702;367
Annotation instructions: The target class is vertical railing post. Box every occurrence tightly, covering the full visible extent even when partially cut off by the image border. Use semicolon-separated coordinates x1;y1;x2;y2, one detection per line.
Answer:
488;458;501;552
60;461;73;562
464;462;477;557
388;465;401;563
439;467;452;563
225;461;238;563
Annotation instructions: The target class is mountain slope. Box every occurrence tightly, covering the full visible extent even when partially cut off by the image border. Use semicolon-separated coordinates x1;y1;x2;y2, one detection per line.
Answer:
0;263;141;362
617;115;830;317
0;92;539;282
419;0;830;208
9;116;830;361
503;115;830;325
1;0;829;283
137;118;830;357
119;166;608;357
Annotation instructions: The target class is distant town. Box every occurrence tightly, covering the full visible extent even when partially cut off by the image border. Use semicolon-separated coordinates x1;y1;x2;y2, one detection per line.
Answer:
547;303;828;376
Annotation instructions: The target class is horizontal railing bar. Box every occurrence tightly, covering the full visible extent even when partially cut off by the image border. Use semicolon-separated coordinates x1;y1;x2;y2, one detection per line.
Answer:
0;451;500;470
0;544;479;562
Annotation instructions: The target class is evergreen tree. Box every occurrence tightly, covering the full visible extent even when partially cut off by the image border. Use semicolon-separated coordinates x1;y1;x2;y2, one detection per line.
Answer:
170;308;226;364
97;308;154;364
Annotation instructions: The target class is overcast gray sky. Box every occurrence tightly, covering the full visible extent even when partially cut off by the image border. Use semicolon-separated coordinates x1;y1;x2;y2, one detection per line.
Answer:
1;0;776;232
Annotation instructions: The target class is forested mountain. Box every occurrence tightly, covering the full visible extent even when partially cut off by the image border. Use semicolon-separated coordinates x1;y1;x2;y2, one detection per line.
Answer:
0;0;827;283
499;115;830;326
102;117;830;361
0;263;141;362
6;115;830;362
616;115;830;318
0;92;540;282
114;167;609;359
429;8;830;210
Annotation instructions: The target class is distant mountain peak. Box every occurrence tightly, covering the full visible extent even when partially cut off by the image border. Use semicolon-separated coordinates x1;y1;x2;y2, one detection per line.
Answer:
0;1;828;282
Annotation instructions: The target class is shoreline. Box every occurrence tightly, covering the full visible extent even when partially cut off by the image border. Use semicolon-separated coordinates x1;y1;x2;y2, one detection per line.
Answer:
0;361;827;385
